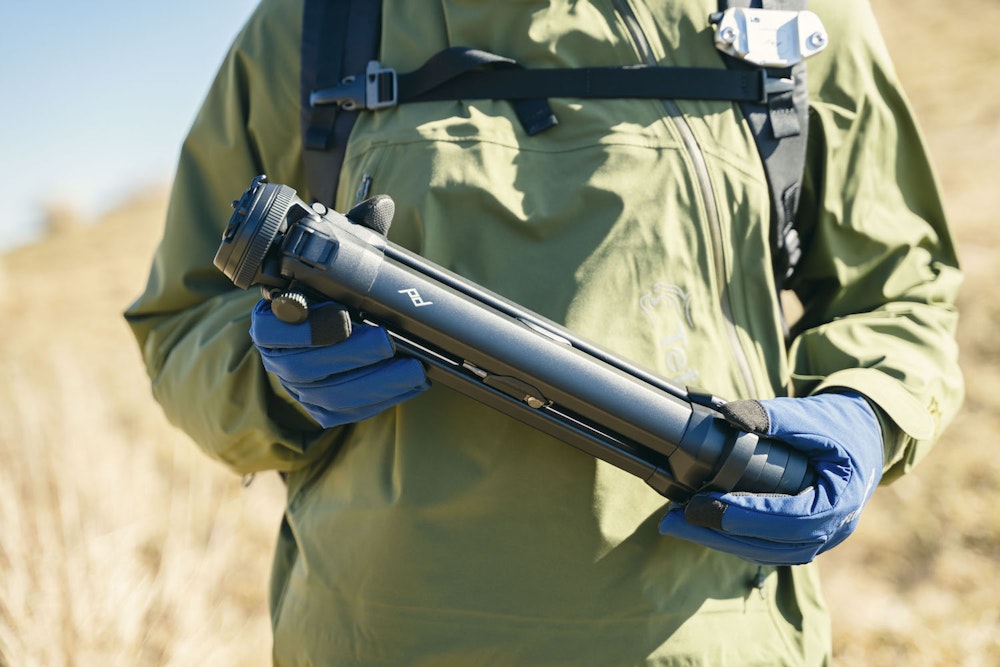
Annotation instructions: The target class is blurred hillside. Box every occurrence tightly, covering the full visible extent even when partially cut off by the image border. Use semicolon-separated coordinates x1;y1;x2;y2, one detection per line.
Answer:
0;186;286;666
820;2;1000;663
1;1;998;664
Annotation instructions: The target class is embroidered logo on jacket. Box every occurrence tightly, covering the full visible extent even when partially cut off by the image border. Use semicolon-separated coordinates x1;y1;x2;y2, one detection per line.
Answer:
639;282;698;384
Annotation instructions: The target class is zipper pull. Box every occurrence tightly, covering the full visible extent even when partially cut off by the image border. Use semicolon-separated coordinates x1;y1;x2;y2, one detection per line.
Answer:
354;172;373;205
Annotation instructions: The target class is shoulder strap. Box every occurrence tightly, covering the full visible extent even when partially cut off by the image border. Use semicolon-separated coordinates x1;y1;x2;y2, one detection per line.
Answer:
300;0;810;286
300;0;383;207
716;0;811;286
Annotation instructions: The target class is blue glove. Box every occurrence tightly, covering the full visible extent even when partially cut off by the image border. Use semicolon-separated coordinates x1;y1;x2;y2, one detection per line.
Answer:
659;391;884;566
249;298;429;428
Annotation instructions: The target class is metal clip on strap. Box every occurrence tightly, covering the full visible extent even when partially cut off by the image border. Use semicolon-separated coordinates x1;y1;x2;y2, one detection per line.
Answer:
711;7;828;68
311;61;398;110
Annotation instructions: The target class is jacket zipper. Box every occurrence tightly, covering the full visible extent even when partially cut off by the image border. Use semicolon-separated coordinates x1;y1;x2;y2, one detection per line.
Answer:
610;0;759;397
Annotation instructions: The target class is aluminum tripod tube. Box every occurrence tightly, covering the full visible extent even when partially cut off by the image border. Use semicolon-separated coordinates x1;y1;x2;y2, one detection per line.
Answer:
214;177;815;501
277;209;812;499
280;214;697;451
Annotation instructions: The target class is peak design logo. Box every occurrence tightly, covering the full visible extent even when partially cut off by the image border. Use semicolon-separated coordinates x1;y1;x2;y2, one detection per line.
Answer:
399;288;433;307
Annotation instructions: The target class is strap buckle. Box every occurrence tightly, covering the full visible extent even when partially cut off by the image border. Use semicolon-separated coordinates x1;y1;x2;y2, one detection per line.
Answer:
761;72;795;103
310;60;398;110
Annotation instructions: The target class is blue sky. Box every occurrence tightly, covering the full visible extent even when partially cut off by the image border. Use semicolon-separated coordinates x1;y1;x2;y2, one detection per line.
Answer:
0;1;260;251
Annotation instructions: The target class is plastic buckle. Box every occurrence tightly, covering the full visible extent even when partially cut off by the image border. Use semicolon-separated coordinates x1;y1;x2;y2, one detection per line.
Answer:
361;60;398;110
309;60;398;110
710;7;828;69
760;72;795;103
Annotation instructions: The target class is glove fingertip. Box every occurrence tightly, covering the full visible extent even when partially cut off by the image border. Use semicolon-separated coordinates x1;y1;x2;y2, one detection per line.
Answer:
310;304;353;346
684;496;728;530
717;399;769;435
402;356;429;378
250;300;303;347
657;506;688;535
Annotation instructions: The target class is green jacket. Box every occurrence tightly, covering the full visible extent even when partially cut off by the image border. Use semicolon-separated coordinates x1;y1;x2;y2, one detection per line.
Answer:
125;0;963;664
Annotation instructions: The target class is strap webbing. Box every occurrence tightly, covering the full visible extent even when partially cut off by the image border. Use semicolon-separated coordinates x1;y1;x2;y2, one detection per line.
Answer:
717;0;810;285
398;48;770;104
301;0;382;206
300;0;810;288
311;46;777;110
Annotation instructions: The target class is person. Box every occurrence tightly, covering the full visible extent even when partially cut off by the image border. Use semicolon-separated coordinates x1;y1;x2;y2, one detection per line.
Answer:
124;0;963;664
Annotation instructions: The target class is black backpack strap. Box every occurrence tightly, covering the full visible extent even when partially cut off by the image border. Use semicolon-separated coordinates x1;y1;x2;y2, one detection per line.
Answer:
356;48;560;136
300;0;383;207
301;0;810;287
715;0;811;286
312;46;785;113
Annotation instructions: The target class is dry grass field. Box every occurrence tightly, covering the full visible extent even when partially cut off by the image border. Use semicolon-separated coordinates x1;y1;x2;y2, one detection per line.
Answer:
1;1;997;664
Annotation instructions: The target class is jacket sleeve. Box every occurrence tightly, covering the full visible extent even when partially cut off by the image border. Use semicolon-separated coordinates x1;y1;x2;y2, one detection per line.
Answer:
788;0;963;482
122;0;344;475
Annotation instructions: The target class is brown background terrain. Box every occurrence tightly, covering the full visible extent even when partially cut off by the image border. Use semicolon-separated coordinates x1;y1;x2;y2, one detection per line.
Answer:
1;1;997;664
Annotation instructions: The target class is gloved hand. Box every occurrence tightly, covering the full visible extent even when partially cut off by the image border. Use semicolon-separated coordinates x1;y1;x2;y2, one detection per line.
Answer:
659;391;884;566
250;298;430;428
